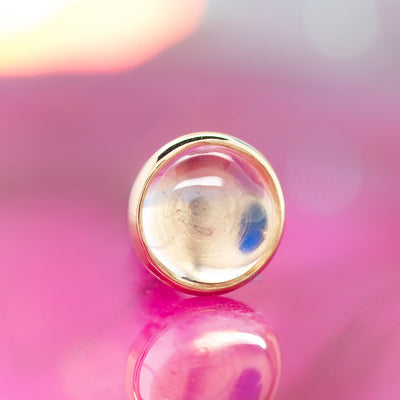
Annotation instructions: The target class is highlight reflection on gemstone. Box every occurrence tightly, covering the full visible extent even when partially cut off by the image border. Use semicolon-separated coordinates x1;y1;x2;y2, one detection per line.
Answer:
141;144;278;285
126;298;281;400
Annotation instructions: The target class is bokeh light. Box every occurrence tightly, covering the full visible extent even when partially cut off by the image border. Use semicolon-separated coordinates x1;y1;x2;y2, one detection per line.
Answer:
0;0;71;35
0;0;206;76
304;0;379;59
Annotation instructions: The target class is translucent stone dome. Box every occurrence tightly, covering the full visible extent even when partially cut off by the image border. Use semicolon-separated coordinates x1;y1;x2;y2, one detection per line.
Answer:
140;143;281;286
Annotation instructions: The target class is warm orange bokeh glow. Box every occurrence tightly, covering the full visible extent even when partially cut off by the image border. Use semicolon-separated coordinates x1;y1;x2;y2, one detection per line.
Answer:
0;0;206;76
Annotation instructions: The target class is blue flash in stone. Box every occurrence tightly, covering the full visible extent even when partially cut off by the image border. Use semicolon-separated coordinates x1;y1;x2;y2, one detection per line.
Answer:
239;202;267;253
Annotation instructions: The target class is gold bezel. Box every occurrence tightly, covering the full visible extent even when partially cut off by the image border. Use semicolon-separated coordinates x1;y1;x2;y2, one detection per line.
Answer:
128;132;285;294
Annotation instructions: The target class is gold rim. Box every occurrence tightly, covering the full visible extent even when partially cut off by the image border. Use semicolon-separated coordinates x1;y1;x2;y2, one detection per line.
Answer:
128;132;285;294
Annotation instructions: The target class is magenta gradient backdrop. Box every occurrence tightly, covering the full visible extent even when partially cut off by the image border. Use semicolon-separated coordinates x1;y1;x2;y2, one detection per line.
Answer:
1;3;400;399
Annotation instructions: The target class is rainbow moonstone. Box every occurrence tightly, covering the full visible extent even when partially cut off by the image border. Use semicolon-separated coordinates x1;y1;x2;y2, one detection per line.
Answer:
129;134;285;293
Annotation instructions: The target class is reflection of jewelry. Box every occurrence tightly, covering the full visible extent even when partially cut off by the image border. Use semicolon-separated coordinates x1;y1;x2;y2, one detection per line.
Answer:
128;132;285;294
126;297;281;400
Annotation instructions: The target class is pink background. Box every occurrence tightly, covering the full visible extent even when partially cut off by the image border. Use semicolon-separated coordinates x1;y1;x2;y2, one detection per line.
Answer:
1;2;399;399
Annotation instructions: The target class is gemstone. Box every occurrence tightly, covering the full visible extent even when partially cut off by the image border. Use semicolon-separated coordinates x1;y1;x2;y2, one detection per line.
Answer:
129;133;285;293
142;145;279;283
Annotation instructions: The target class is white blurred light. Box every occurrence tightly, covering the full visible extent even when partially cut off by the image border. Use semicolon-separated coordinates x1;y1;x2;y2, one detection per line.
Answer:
285;136;364;215
0;0;206;76
174;176;224;191
304;0;379;59
0;0;71;35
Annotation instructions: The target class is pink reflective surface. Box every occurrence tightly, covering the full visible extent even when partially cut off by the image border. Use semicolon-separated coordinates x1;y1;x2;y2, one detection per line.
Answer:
1;3;400;400
126;298;280;400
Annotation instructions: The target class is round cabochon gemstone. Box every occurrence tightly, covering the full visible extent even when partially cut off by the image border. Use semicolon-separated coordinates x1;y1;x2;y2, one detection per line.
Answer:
129;134;285;293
